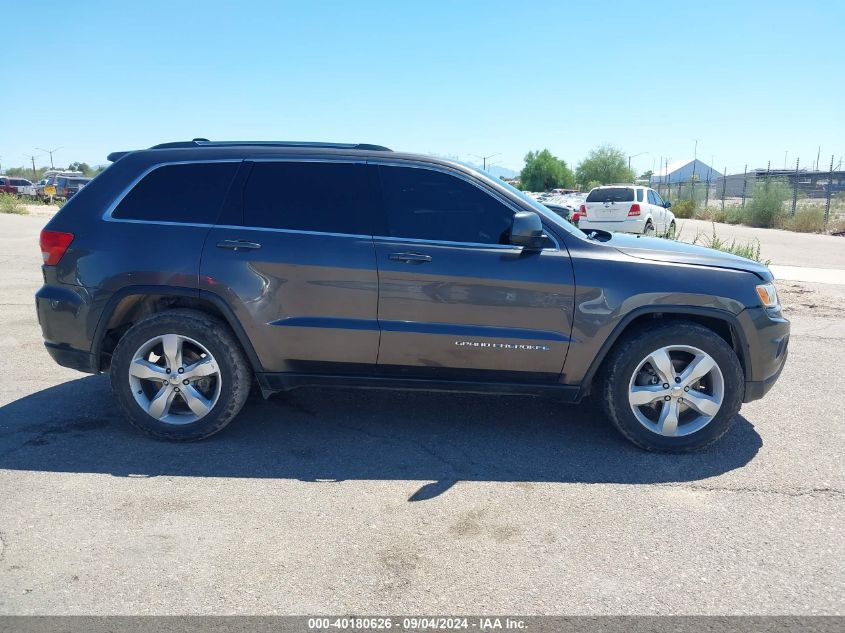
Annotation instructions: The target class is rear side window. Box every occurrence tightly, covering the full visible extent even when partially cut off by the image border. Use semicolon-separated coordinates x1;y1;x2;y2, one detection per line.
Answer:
241;161;375;234
112;162;238;224
378;166;514;244
587;187;635;203
636;189;643;202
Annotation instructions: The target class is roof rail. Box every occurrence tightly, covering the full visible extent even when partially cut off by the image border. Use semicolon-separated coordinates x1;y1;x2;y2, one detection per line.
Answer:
148;139;392;151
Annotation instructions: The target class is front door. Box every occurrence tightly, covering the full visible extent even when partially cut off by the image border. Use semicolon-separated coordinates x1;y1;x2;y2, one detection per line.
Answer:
373;164;575;382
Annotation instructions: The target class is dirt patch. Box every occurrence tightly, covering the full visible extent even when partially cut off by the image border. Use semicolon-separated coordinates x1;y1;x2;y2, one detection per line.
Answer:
776;280;841;318
21;203;59;217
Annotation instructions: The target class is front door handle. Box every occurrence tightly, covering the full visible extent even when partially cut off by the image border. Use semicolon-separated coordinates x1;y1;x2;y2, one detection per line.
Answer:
217;239;262;251
388;252;432;264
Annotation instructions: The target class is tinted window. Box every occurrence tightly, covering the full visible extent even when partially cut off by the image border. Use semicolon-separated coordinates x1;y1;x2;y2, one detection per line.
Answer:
647;190;657;205
636;189;643;202
379;166;514;244
586;187;635;203
113;162;237;223
652;190;665;206
242;161;374;234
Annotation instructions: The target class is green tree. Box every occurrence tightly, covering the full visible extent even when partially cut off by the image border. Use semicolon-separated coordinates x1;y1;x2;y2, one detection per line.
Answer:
519;149;575;191
576;145;635;187
639;170;653;181
68;161;93;174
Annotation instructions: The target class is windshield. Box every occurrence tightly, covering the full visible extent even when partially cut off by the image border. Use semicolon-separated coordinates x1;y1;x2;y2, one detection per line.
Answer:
587;187;635;203
464;163;583;238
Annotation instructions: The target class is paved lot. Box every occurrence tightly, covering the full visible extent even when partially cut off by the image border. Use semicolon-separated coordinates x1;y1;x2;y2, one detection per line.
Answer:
0;213;842;615
678;218;845;269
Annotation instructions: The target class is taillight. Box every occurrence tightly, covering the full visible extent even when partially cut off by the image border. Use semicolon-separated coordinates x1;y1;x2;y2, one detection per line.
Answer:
40;230;74;265
579;204;587;217
628;203;641;216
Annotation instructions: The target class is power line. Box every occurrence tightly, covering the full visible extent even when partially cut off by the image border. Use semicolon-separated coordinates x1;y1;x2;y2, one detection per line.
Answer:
35;146;62;169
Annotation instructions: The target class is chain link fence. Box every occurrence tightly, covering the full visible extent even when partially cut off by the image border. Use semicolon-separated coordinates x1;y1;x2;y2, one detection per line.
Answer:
652;156;845;232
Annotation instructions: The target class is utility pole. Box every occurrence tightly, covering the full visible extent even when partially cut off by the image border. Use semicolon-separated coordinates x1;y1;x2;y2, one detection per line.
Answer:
36;147;62;169
627;152;647;171
825;155;834;227
471;153;501;171
31;155;37;180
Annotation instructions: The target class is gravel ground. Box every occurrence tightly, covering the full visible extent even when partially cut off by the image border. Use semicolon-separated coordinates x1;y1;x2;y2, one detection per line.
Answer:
676;218;845;269
0;212;842;615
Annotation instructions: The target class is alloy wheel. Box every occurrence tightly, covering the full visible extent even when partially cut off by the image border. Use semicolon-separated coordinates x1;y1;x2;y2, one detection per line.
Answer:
128;334;222;425
627;345;724;437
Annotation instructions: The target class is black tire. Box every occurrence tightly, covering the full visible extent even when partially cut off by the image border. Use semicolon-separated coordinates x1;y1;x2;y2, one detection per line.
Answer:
643;220;655;236
598;321;743;452
666;221;676;239
110;309;252;441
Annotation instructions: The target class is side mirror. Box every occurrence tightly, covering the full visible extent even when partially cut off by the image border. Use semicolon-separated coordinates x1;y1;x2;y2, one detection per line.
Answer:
664;200;672;208
510;211;545;250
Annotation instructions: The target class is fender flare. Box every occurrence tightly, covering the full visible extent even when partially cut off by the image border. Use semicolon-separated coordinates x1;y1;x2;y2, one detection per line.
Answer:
92;285;264;372
577;305;751;394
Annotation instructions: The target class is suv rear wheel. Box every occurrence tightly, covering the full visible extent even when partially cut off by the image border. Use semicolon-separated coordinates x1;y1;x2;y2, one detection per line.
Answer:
599;321;743;452
110;309;251;440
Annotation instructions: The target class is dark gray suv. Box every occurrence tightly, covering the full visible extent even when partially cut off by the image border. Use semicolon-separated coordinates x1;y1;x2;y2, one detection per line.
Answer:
36;140;789;451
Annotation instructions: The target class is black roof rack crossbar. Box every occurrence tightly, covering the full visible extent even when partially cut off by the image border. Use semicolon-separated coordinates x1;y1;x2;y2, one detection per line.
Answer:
148;140;392;151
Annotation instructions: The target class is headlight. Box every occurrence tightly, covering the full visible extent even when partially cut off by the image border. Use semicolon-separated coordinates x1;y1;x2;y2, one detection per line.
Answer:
755;283;779;308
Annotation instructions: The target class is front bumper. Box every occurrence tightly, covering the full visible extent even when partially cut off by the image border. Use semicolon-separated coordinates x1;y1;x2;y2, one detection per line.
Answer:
739;307;790;403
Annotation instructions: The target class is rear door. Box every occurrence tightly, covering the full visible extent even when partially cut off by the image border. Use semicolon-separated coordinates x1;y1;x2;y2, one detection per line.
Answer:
372;163;575;382
200;159;381;374
585;187;636;222
647;190;666;231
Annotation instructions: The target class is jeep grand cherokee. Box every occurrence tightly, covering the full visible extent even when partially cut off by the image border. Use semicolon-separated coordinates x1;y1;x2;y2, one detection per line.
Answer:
36;140;789;451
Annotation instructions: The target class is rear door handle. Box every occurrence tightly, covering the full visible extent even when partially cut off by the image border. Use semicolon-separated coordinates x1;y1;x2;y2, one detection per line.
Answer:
216;239;262;251
388;252;432;264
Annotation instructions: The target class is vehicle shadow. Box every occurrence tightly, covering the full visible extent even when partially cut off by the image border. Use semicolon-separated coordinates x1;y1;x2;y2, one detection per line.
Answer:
0;375;762;500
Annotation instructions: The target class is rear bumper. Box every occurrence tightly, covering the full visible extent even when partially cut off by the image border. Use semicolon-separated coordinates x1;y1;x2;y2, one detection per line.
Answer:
36;282;99;373
44;342;98;373
579;218;648;233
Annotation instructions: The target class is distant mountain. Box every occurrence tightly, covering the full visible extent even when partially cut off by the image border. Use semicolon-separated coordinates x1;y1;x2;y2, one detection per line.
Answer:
465;163;519;179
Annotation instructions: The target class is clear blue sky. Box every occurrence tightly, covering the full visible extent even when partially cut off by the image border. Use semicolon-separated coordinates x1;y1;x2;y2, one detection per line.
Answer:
2;0;842;176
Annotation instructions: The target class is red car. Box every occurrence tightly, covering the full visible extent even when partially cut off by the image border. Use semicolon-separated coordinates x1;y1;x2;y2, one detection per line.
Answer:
0;176;33;194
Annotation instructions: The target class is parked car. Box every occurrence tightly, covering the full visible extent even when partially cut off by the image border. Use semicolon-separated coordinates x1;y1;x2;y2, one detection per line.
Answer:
49;176;91;200
543;202;576;224
40;171;86;200
0;176;35;196
36;140;788;452
579;185;675;236
16;179;37;197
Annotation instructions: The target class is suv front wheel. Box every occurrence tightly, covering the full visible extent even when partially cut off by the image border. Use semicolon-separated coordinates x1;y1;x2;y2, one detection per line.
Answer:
110;309;251;440
599;321;744;452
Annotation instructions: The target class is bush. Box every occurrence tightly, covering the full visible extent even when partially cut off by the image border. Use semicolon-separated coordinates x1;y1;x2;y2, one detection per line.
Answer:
671;198;696;218
0;193;27;215
692;223;768;264
741;178;790;227
778;206;826;233
696;207;729;223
